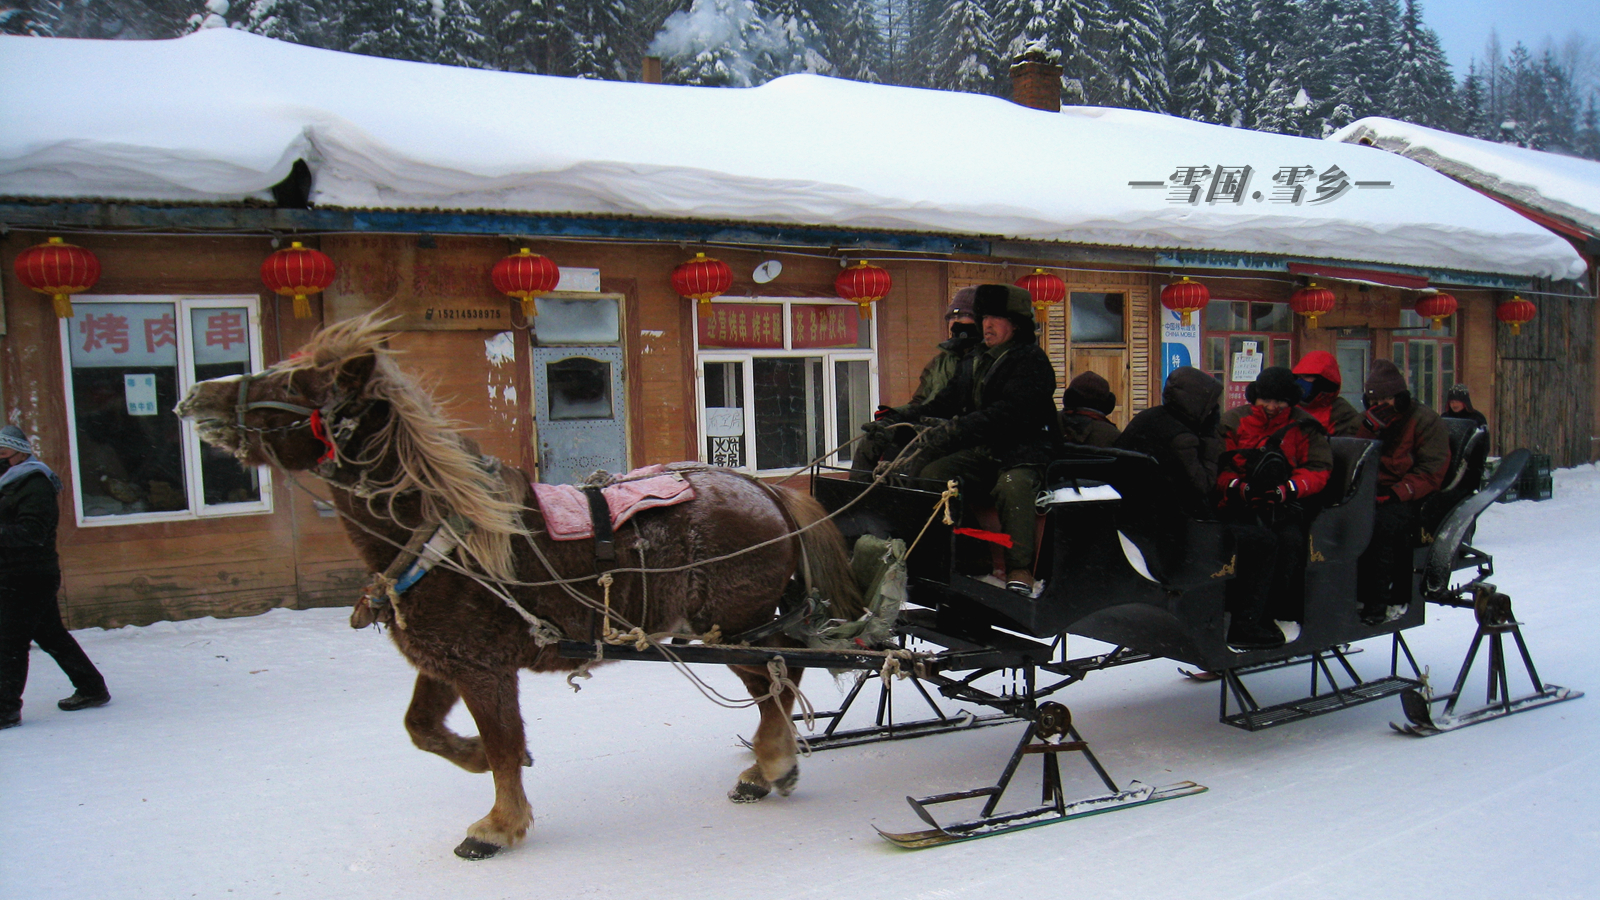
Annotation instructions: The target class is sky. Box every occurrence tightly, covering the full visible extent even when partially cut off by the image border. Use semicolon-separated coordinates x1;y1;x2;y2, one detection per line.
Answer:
1427;0;1598;79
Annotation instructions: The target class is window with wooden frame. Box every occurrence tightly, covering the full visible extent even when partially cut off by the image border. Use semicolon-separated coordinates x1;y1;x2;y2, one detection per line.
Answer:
694;299;876;474
59;295;272;525
1392;307;1457;411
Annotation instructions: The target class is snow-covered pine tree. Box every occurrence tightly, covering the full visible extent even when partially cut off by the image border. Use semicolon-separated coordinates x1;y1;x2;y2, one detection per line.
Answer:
1386;0;1455;128
828;0;883;82
991;0;1061;62
929;0;999;94
1577;94;1600;160
562;0;634;79
334;0;487;68
473;0;560;74
753;0;833;79
650;0;768;86
7;0;195;38
1054;0;1106;104
1361;0;1400;111
1167;0;1240;125
243;0;341;48
1456;62;1488;138
1098;0;1167;112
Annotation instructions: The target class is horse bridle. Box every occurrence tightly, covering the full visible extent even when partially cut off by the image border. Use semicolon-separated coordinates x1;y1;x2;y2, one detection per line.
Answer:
232;369;361;467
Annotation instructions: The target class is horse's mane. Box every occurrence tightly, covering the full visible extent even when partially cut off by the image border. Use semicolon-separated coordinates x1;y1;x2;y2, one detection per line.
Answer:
284;311;528;583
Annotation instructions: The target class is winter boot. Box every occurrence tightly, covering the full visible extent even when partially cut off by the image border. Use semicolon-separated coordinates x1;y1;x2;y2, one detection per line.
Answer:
58;691;110;712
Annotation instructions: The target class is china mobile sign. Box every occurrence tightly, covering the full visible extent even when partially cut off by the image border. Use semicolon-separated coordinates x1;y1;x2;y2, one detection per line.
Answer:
1130;165;1392;205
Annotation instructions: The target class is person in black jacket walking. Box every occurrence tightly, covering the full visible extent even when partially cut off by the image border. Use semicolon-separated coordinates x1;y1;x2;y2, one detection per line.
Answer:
0;425;109;729
893;284;1059;594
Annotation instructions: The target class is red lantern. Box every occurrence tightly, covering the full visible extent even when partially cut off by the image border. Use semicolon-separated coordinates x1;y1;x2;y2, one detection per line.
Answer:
834;260;893;320
14;236;100;318
260;241;335;319
1497;295;1536;336
1289;282;1338;329
1015;268;1066;324
672;252;734;317
1414;291;1458;330
1159;276;1209;327
492;248;561;319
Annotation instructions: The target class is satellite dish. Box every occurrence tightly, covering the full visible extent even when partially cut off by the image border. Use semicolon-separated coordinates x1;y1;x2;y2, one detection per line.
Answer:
752;260;782;284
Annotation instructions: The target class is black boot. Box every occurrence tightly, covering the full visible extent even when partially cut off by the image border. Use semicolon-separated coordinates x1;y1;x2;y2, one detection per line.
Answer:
58;690;110;711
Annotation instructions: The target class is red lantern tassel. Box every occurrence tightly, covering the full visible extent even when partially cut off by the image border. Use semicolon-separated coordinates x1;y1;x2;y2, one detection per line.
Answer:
53;293;74;318
294;294;311;319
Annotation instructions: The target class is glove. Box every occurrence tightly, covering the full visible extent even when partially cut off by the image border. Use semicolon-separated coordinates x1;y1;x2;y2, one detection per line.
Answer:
1375;486;1395;504
917;419;960;459
860;419;888;438
873;404;897;421
1268;481;1297;504
1223;476;1248;504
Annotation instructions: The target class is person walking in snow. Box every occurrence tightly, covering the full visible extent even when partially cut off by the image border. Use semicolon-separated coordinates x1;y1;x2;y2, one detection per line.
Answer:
1292;351;1362;436
0;425;109;729
1216;367;1333;648
1354;361;1452;625
852;288;982;481
1058;371;1121;448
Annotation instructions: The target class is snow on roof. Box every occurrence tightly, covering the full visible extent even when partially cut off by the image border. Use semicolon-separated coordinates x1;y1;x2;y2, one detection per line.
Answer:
0;30;1586;281
1330;117;1600;240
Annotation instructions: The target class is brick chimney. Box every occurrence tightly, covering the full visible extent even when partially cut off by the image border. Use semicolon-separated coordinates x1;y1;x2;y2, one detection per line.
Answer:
1009;50;1062;113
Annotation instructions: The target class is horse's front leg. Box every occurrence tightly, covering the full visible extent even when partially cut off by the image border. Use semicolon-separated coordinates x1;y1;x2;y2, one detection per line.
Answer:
404;672;491;772
727;664;805;802
450;671;534;860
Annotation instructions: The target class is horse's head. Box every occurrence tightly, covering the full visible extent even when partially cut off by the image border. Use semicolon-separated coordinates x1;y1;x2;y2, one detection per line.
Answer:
177;315;389;473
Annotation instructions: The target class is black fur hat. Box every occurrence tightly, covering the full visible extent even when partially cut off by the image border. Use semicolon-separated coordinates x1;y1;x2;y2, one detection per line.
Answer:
1245;366;1301;406
1062;371;1116;414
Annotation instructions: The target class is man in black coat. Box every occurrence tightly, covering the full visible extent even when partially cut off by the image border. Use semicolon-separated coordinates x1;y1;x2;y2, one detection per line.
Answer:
1114;367;1224;516
1;425;109;729
896;284;1059;594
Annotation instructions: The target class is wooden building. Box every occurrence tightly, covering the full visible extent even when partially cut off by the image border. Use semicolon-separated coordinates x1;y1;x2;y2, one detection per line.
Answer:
1;33;1587;629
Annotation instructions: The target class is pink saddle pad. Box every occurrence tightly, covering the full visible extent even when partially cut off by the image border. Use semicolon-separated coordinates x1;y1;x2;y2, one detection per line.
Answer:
531;465;696;540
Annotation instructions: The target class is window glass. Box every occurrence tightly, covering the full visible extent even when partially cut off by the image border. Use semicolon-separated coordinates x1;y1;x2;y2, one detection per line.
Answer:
189;307;262;506
703;361;746;468
834;359;872;466
533;295;619;343
753;357;824;469
1070;292;1124;343
1399;308;1455;337
63;297;269;523
546;357;613;420
1271;338;1292;369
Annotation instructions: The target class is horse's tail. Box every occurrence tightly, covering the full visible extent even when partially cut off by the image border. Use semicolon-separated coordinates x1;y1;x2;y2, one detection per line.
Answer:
775;488;867;622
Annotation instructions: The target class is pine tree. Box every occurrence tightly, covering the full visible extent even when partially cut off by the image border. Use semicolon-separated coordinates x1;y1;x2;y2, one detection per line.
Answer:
1235;0;1300;131
1386;0;1455;128
930;0;998;94
474;0;560;74
1055;0;1106;105
563;0;634;80
1167;0;1240;125
1577;93;1600;160
1099;0;1167;112
992;0;1060;61
244;0;341;48
754;0;833;78
1456;62;1488;137
828;0;883;82
651;0;770;86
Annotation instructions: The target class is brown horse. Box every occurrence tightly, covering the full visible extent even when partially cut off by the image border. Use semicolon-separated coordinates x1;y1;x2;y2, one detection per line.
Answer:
176;313;864;860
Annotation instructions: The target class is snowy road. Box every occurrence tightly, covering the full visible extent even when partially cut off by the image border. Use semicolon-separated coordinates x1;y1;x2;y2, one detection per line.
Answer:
5;468;1599;899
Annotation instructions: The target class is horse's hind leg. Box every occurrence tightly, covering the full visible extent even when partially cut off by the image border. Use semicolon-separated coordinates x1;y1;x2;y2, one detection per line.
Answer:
727;664;805;803
404;672;490;773
451;671;533;860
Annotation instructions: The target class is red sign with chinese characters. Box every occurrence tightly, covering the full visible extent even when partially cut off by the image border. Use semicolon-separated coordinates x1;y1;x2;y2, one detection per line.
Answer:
790;304;860;349
698;303;784;349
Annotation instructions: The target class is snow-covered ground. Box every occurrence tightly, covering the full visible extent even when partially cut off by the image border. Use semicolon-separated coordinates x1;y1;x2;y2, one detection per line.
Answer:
5;468;1599;899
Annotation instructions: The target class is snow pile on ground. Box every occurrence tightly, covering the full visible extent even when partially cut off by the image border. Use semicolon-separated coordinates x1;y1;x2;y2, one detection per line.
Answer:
0;29;1584;281
5;467;1598;897
1330;117;1600;236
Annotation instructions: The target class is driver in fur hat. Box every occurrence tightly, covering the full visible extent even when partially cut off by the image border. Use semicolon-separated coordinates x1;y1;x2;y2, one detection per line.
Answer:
890;284;1059;595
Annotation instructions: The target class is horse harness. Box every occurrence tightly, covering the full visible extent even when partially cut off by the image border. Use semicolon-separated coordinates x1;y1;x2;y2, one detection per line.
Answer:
230;368;370;476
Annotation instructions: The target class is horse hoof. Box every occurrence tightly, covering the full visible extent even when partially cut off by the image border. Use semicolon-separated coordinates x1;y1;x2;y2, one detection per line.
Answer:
727;779;771;803
772;766;799;797
454;837;503;860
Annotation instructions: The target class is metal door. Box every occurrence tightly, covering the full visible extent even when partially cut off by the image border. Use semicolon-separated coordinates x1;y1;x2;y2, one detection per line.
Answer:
1336;339;1371;409
532;346;626;485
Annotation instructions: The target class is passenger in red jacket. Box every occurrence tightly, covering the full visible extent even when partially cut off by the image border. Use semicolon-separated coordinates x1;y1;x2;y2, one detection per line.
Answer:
1292;351;1363;436
1355;360;1452;624
1216;367;1334;649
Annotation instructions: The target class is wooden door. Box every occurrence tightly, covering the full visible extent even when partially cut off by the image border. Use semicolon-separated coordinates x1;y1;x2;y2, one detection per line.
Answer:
1071;348;1130;427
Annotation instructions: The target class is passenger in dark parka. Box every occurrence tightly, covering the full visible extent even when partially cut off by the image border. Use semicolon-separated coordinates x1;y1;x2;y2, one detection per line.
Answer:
1114;367;1223;517
1059;371;1120;448
901;284;1059;594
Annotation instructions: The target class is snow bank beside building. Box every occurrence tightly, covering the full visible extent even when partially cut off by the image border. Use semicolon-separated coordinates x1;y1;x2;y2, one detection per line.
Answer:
0;29;1585;280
